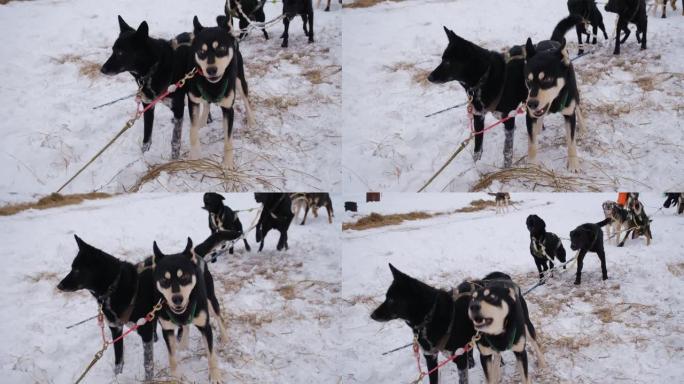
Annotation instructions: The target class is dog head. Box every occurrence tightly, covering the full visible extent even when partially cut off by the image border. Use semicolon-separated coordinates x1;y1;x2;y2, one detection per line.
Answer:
57;235;108;292
101;16;152;76
152;238;198;314
428;27;486;85
468;282;516;335
203;192;226;214
604;0;625;14
524;38;570;118
569;225;593;251
602;200;616;217
525;214;546;237
192;16;236;83
371;264;427;323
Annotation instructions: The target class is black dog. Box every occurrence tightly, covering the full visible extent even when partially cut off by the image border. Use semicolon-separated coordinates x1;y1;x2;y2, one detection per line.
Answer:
228;0;269;40
152;238;226;384
281;0;314;48
101;16;195;159
57;235;158;380
468;274;545;384
605;0;648;55
569;218;611;284
187;15;254;170
663;193;684;215
202;192;251;258
525;215;567;282
524;16;584;173
567;0;609;54
371;264;476;384
428;28;528;168
254;193;294;251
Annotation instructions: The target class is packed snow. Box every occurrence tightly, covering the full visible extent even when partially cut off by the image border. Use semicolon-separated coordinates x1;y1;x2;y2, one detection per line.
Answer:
340;192;684;383
0;0;341;198
342;0;684;192
0;193;341;383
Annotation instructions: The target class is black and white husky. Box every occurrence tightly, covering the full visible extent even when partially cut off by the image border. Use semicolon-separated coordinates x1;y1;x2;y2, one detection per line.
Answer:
152;238;227;384
187;15;255;170
468;275;546;384
524;16;585;173
57;235;158;380
101;16;194;159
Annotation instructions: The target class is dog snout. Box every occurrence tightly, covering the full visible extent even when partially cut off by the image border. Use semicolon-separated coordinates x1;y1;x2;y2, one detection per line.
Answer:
527;99;539;110
171;295;184;306
469;302;481;312
206;66;217;76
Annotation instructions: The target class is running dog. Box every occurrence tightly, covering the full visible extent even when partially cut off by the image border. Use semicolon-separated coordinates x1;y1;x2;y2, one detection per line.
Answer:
618;195;652;246
101;16;194;159
254;193;294;251
605;0;648;54
152;238;226;384
187;15;255;170
300;192;334;224
281;0;314;48
567;0;609;54
202;192;251;259
663;193;684;214
371;264;477;384
526;215;567;282
569;218;611;284
524;15;585;173
428;28;528;168
57;235;158;380
653;0;677;18
228;0;269;39
468;274;546;384
488;192;511;214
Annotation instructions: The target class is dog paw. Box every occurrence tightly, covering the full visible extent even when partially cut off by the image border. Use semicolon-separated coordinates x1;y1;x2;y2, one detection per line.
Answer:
141;141;151;153
602;275;608;280
114;362;124;375
573;279;581;285
472;149;483;162
308;38;314;43
281;40;288;48
567;157;580;173
222;157;235;170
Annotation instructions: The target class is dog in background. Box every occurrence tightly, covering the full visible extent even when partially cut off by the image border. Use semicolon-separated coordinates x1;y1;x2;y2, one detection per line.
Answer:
152;238;226;384
101;16;194;159
601;200;617;239
663;193;683;214
526;215;567;282
618;195;652;246
202;192;251;259
468;274;546;384
281;0;314;47
605;0;648;55
228;0;269;39
428;28;528;168
567;0;609;54
254;193;294;251
371;264;477;384
653;0;677;18
187;15;255;170
607;203;632;245
301;193;334;224
57;235;158;380
524;15;585;173
290;193;308;220
317;0;342;11
488;192;511;214
569;218;611;284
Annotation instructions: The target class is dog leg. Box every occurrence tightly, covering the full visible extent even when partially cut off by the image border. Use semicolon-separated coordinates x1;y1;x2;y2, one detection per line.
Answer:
514;349;531;384
110;326;124;375
222;107;235;170
478;344;501;384
424;354;439;384
525;326;546;369
160;319;179;378
188;99;203;160
597;247;608;280
526;115;543;165
503;118;515;168
574;249;588;285
640;23;647;50
142;103;155;153
197;324;221;384
209;299;228;344
592;24;598;44
575;25;584;54
170;93;185;160
564;111;580;173
301;204;310;225
472;114;485;161
575;106;586;138
237;78;255;129
308;10;314;43
281;16;290;48
327;205;333;223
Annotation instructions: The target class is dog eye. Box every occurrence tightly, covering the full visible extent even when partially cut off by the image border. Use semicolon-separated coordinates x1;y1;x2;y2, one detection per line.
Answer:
216;46;227;55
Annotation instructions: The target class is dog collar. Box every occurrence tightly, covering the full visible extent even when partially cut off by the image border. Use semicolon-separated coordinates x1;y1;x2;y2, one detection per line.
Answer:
196;76;232;104
164;301;198;326
482;326;517;352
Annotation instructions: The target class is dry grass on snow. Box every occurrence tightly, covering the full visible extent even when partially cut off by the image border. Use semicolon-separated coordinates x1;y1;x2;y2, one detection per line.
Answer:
0;192;112;216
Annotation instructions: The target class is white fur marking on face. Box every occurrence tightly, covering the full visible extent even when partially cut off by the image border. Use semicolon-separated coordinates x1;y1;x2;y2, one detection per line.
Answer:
164;271;171;279
484;289;490;296
528;73;533;81
177;269;183;278
473;291;478;298
538;71;545;80
477;300;509;335
212;41;218;49
201;44;208;51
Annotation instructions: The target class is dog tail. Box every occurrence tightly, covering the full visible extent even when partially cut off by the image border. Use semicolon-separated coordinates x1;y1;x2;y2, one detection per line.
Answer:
551;15;583;43
595;217;612;227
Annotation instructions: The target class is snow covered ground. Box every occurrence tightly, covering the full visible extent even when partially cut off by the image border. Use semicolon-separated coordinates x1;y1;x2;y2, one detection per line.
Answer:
342;0;684;192
0;193;342;383
340;192;684;383
0;0;341;198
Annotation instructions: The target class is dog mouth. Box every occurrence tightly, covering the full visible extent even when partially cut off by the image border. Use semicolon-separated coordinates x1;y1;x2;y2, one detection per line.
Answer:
205;74;223;83
168;303;188;314
529;104;549;118
471;315;493;328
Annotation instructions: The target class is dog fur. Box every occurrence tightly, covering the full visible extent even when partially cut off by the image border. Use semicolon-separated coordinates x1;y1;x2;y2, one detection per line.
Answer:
57;235;158;380
300;192;334;224
567;0;609;54
371;264;477;384
618;195;652;246
526;214;567;282
202;192;251;259
228;0;269;39
281;0;314;48
653;0;678;18
468;274;545;384
254;193;295;251
569;218;611;284
663;193;684;214
524;15;585;173
428;28;528;168
605;0;648;55
601;200;617;239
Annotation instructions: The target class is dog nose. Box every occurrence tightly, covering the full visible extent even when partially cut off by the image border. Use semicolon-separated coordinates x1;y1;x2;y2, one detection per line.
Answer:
427;72;434;82
527;99;539;110
206;66;217;76
57;282;64;290
172;295;183;306
470;302;481;312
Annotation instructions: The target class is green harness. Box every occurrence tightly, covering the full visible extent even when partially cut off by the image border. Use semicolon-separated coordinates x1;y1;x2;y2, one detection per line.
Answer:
483;326;517;352
196;77;232;104
164;301;198;326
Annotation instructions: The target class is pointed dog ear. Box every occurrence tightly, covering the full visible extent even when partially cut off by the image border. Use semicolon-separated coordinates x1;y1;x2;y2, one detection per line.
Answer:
525;38;536;58
135;21;149;39
153;241;165;263
193;16;204;33
184;237;193;256
118;15;134;33
443;26;455;42
74;234;87;250
389;263;404;279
